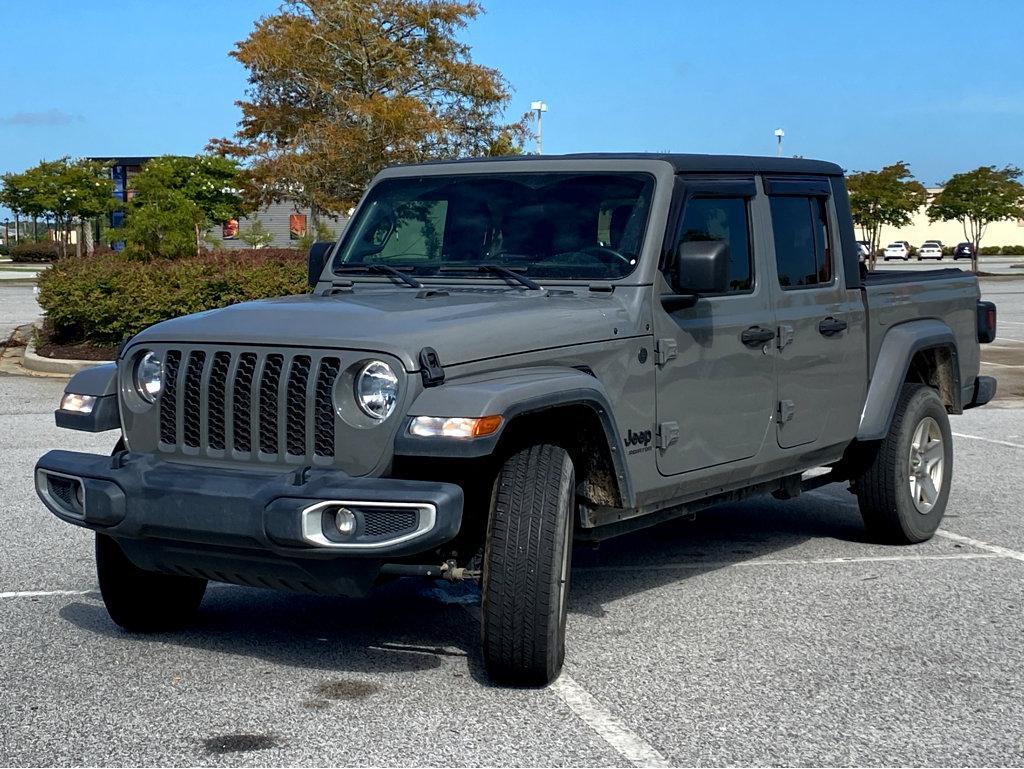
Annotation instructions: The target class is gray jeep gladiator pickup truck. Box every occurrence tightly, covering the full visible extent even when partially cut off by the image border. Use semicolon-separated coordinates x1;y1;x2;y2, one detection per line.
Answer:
36;153;997;686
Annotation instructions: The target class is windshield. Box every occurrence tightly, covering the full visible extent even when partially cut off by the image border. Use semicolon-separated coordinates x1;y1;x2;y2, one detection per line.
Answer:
332;172;656;282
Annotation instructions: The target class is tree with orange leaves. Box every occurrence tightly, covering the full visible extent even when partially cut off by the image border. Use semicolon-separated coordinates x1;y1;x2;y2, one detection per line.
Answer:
210;0;526;215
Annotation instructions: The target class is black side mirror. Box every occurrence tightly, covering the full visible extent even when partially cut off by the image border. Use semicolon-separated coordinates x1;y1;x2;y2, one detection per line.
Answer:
675;240;730;294
661;240;731;312
307;241;335;287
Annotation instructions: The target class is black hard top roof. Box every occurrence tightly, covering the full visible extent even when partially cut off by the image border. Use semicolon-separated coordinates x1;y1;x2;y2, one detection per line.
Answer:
404;152;844;176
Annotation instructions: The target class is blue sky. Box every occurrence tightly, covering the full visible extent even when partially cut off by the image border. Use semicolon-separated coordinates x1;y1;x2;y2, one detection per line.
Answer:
1;0;1022;219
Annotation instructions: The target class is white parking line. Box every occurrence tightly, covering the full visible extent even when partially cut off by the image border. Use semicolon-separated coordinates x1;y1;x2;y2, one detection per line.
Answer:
458;603;669;767
551;674;671;768
574;552;1003;573
935;530;1024;562
979;361;1024;368
953;432;1024;449
0;589;95;599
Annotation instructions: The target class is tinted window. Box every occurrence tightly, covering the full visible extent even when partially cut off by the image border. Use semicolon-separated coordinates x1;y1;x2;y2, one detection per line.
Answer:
770;196;832;288
333;173;655;281
677;197;752;292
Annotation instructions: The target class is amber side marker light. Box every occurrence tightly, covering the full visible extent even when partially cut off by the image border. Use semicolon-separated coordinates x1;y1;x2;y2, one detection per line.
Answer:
408;415;503;439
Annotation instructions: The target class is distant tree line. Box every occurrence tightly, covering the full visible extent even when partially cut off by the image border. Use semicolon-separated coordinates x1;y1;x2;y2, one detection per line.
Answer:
0;158;114;257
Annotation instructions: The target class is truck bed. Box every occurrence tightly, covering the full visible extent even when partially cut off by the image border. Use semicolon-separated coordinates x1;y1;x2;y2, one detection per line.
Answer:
863;268;981;391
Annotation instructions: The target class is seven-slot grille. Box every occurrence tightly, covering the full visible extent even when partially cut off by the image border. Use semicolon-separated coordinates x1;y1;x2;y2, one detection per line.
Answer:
158;348;342;461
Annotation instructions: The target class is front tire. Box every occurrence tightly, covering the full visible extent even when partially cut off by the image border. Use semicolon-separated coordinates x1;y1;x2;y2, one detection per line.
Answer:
96;533;207;631
481;443;575;686
853;384;953;544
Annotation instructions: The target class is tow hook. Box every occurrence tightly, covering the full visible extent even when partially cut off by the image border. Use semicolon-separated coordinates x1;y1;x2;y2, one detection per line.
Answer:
379;559;481;582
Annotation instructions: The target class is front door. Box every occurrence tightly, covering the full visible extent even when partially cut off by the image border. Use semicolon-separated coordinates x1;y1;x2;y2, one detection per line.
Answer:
764;178;866;449
654;179;777;476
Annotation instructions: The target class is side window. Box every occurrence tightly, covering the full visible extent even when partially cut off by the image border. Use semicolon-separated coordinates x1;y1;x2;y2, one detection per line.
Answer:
769;195;832;288
677;197;752;292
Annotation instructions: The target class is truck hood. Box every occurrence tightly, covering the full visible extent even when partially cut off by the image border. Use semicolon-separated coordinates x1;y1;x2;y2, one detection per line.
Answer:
131;288;638;371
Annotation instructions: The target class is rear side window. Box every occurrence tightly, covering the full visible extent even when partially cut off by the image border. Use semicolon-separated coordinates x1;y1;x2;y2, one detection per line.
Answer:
769;196;832;288
677;197;752;292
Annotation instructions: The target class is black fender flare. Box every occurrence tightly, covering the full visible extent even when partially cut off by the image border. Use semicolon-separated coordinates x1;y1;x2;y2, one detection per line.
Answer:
394;366;635;507
857;319;960;441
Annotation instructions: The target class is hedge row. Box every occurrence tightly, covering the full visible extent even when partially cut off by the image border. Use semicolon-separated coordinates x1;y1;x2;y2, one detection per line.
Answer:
37;249;308;346
979;245;1024;255
9;241;62;263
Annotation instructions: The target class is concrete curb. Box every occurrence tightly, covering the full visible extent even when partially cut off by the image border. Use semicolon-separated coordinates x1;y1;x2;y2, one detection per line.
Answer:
21;325;112;375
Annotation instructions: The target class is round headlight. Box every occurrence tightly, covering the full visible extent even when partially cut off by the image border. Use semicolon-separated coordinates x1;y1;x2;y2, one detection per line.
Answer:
354;360;398;420
133;351;163;403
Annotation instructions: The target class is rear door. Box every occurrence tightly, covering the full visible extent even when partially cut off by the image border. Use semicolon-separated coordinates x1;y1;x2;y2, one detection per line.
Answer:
654;177;777;475
764;177;866;449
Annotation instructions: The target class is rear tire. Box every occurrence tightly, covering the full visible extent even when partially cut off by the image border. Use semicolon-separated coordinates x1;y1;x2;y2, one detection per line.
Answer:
481;443;575;686
853;384;953;544
96;533;207;631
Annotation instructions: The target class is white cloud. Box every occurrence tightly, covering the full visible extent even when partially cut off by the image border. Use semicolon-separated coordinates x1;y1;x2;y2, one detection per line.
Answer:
0;109;84;126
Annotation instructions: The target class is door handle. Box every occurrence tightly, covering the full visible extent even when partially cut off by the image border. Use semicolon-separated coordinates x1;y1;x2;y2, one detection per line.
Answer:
741;326;776;347
818;317;848;337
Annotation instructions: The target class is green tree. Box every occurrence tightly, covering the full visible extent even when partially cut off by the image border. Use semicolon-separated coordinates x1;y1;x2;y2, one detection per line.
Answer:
846;162;927;270
927;165;1024;273
58;159;117;256
239;219;275;249
0;171;33;241
210;0;528;214
118;156;243;257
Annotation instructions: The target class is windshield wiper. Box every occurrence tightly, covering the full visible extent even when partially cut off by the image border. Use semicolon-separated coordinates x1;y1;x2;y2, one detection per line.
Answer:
438;264;542;290
335;264;423;288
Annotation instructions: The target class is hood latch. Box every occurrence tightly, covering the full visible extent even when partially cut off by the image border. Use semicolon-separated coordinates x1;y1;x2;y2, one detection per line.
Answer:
419;347;446;387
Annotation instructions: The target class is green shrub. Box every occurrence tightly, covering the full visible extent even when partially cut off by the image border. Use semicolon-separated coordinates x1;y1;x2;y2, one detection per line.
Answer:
980;246;1002;256
10;241;61;263
1001;245;1024;255
38;249;307;346
941;246;954;256
0;244;9;257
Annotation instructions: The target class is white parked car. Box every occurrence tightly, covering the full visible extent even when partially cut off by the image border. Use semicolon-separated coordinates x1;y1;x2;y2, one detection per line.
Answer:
884;242;911;261
917;242;943;261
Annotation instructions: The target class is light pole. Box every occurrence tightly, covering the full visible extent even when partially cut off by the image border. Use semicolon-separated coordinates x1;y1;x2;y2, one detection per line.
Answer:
774;128;785;157
531;100;548;155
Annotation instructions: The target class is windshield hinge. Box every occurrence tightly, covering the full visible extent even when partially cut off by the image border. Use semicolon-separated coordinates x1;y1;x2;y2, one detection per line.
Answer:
655;338;678;366
419;347;445;387
657;421;680;449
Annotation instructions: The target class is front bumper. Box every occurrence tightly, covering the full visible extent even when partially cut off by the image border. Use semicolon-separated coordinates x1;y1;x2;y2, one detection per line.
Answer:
35;450;463;595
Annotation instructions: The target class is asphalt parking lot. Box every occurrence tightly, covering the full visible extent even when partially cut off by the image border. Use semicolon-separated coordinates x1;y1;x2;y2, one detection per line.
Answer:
3;282;1024;766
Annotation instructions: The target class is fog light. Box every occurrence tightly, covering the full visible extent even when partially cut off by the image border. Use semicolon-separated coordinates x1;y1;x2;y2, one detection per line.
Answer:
334;507;357;537
60;393;96;414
